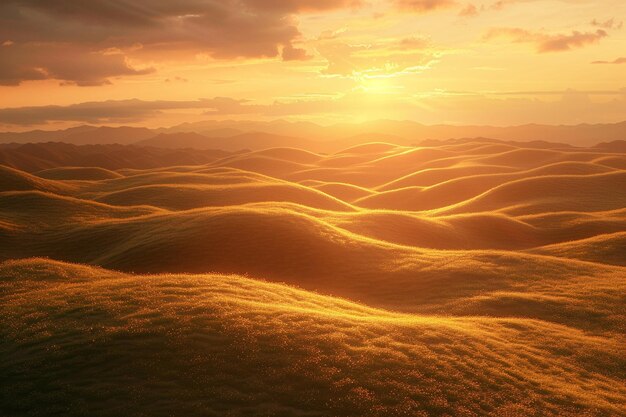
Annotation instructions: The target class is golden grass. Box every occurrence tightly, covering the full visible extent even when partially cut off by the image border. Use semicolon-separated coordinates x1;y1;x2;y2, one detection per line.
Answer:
1;258;624;417
1;138;625;416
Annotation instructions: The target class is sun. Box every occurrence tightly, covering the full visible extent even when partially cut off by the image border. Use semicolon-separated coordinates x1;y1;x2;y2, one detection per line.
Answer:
357;75;402;95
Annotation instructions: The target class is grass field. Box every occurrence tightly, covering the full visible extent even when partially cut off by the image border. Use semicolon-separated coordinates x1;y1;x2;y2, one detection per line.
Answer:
1;139;625;416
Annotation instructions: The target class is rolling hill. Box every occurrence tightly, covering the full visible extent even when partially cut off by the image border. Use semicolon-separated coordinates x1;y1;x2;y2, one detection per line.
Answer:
0;137;624;416
1;258;624;417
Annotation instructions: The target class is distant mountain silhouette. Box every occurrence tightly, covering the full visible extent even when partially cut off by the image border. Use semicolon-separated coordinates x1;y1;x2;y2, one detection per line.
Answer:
594;140;626;153
2;120;625;148
0;126;153;145
158;119;626;147
137;131;333;152
0;142;233;172
135;132;215;149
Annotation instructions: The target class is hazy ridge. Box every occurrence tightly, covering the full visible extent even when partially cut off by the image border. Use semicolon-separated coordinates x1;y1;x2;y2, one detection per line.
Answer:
2;120;626;150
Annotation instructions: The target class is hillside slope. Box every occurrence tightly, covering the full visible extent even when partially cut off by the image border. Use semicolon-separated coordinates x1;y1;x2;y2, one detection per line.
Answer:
1;258;624;417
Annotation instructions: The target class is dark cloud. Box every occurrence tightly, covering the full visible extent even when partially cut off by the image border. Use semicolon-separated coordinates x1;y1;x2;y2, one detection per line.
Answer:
281;44;312;61
592;57;626;64
0;42;153;86
0;98;255;125
244;0;363;12
484;27;608;52
0;0;359;85
591;18;623;30
393;0;456;13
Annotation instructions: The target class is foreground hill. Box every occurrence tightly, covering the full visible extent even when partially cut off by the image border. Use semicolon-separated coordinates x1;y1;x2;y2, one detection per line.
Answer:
1;258;624;417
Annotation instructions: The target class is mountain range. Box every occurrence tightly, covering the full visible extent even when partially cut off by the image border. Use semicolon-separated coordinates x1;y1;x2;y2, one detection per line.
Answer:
1;120;626;151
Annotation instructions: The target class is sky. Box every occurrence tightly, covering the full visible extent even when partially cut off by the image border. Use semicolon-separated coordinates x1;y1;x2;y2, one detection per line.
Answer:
0;0;625;130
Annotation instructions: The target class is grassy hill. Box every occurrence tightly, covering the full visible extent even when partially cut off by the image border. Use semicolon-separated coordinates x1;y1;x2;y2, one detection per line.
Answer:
1;138;624;416
1;258;624;417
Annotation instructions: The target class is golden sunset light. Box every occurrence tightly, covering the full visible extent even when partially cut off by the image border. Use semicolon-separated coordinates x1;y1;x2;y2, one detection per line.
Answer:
1;0;625;129
1;1;625;417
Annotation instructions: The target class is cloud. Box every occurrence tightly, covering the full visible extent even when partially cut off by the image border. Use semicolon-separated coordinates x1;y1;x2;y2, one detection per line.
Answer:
317;36;437;77
246;0;363;12
538;30;608;52
0;0;360;85
492;89;626;96
2;90;626;127
484;27;608;52
591;18;623;30
317;28;348;41
164;76;189;83
456;1;520;17
0;98;256;125
397;37;431;50
281;44;312;61
0;42;154;86
457;0;515;15
592;57;626;64
257;89;626;125
393;0;457;13
489;0;515;11
458;4;479;16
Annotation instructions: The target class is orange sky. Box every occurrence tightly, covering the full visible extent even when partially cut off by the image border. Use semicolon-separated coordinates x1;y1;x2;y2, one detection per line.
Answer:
0;0;625;130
